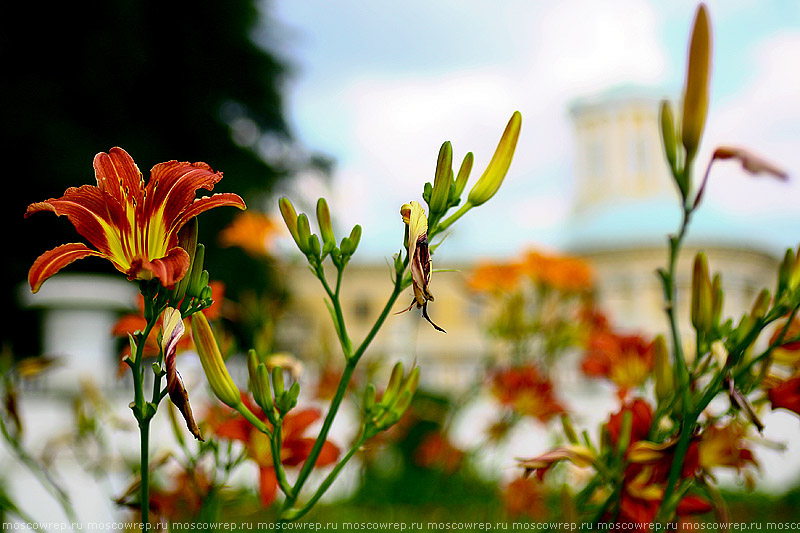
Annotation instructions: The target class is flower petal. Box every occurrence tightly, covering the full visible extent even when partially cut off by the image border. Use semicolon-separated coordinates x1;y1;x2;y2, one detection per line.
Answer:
25;185;126;263
172;193;247;236
258;467;279;507
126;246;190;286
28;243;104;293
93;147;145;210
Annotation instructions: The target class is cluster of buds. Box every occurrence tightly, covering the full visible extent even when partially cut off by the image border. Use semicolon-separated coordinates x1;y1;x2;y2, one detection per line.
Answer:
169;218;215;316
247;349;301;424
279;197;361;269
362;361;420;436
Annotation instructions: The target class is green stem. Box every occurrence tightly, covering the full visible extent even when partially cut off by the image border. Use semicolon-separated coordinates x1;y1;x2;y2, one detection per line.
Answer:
657;192;697;522
281;433;368;522
430;202;471;240
283;361;356;512
280;243;409;520
138;417;151;525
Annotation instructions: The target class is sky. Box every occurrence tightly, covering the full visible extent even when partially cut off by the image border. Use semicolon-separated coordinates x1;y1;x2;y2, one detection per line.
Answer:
265;0;800;262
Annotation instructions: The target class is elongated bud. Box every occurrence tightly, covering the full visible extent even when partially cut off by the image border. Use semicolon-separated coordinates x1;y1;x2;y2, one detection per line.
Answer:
778;248;795;296
401;366;420;397
316;198;336;249
791;246;800;292
691;252;712;334
348;225;362;255
186;244;206;298
430;141;453;217
467;111;522;207
272;366;285;397
615;410;633;458
681;4;712;161
255;363;274;413
363;384;376;414
750;289;770;321
454;152;474;199
711;340;728;369
279;197;303;249
247;349;259;384
296;214;312;254
711;273;723;327
190;313;241;408
172;218;199;304
380;361;404;408
660;100;678;170
308;234;322;262
653;335;672;402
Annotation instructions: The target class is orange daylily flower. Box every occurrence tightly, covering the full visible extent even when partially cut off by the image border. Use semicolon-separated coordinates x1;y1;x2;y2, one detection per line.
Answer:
219;211;280;258
768;375;800;416
26;147;245;293
582;331;655;398
697;422;757;473
504;476;547;521
207;395;339;507
522;250;593;293
490;364;565;423
467;261;524;293
414;431;465;474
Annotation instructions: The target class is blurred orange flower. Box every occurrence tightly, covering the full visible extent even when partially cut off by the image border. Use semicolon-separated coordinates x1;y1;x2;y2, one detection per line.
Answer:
490;365;564;422
582;331;654;398
149;469;211;522
414;431;464;474
207;395;339;506
504;476;547;520
768;375;800;417
522;250;593;293
467;262;524;293
697;422;757;473
219;211;281;258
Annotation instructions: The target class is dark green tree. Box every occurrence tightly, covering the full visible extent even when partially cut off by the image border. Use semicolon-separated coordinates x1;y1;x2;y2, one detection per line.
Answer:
2;0;306;357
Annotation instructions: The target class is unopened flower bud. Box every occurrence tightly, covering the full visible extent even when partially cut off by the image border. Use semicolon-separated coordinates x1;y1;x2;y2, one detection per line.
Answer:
681;4;711;161
711;340;728;369
172;218;199;304
454;152;474;199
191;313;241;409
654;335;673;402
711;273;724;328
380;361;404;409
691;252;713;334
660;100;678;174
467;111;522;207
778;248;795;296
186;244;206;298
316;198;336;249
296;214;312;254
279;197;303;250
750;289;771;321
430;141;453;217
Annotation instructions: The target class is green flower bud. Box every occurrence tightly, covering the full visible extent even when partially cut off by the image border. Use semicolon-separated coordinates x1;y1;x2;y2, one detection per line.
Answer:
190;313;241;409
296;214;312;254
348;225;362;255
255;363;274;413
380;361;404;408
172;218;199;304
316;198;336;249
691;252;712;334
186;244;206;298
454;152;474;199
279;197;303;250
681;4;711;162
467;111;522;207
430;141;453;217
653;335;672;403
